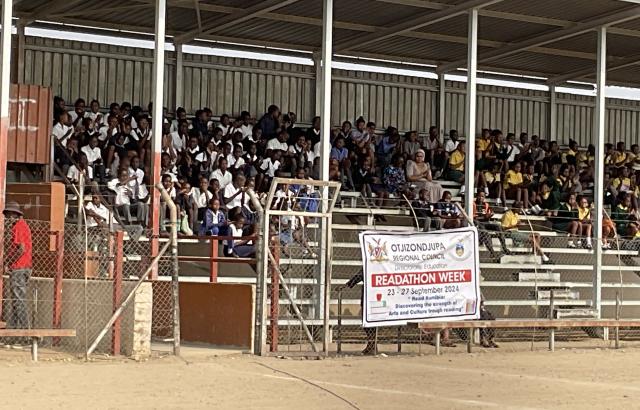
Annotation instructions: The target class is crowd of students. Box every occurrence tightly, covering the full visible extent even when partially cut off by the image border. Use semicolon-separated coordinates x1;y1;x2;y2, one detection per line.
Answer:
51;95;640;254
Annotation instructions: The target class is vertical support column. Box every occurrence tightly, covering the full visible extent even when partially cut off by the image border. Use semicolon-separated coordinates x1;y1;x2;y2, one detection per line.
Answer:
0;0;14;318
593;27;607;319
16;22;25;84
52;231;64;346
209;239;218;283
174;42;184;111
269;239;280;352
112;230;124;355
149;0;167;280
548;85;557;141
318;0;333;328
463;8;478;217
257;211;271;355
313;51;322;116
438;73;446;140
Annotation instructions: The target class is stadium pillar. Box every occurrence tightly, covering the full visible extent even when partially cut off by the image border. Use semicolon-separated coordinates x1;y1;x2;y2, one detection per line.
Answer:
149;0;167;279
0;0;12;317
174;42;184;110
463;8;478;217
318;0;333;349
313;51;322;117
438;74;446;141
593;27;606;318
548;85;557;141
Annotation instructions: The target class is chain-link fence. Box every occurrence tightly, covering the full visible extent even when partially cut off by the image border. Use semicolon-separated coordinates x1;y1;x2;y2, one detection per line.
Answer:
0;217;177;358
261;192;640;355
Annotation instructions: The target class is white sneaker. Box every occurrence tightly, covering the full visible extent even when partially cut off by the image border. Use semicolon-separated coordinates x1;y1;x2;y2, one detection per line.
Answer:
460;185;466;195
542;254;550;263
496;199;502;206
576;240;582;248
484;187;489;196
568;241;576;248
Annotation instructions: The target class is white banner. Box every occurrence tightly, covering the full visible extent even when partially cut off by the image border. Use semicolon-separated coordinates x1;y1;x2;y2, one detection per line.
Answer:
359;228;480;327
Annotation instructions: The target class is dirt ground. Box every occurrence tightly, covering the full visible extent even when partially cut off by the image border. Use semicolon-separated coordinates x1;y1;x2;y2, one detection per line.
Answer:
1;345;640;409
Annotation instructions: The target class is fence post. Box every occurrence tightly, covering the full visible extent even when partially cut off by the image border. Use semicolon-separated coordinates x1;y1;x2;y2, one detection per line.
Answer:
209;239;218;283
112;230;124;356
269;238;280;352
52;231;64;346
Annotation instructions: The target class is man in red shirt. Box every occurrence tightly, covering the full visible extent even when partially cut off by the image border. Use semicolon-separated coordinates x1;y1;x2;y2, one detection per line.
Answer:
4;201;32;329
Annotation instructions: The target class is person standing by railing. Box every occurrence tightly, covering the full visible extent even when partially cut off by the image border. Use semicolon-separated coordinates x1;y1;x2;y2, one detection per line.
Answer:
3;202;32;332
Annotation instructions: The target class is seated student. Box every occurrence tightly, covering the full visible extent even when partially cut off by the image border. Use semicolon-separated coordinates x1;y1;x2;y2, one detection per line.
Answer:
401;131;421;159
503;162;529;210
570;196;593;249
279;203;317;258
552;192;578;236
533;181;561;217
501;202;549;263
228;144;246;173
192;177;213;222
85;194;117;231
613;141;629;168
483;163;504;206
175;181;197;235
612;192;637;239
434;191;462;229
107;168;144;226
288;134;308;172
330;136;354;190
412;188;437;232
52;111;73;148
199;198;227;236
612;166;637;210
66;153;93;185
473;191;509;259
159;174;177;232
224;174;249;216
209;157;233;190
256;150;282;192
354;158;388;211
447;141;466;184
383;154;412;199
224;214;255;257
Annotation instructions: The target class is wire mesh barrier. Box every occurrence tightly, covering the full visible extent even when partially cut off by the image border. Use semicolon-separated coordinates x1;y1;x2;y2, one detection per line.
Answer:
259;190;640;355
0;218;178;357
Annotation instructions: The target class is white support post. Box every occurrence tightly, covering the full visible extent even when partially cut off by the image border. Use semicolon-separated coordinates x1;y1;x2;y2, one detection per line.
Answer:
148;0;166;281
593;27;606;319
318;0;333;335
549;85;557;141
463;8;478;217
0;0;13;215
438;73;446;140
174;42;184;111
313;51;322;117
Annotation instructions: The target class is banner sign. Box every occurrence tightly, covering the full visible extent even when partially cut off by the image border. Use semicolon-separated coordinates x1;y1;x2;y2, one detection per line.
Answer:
358;228;480;327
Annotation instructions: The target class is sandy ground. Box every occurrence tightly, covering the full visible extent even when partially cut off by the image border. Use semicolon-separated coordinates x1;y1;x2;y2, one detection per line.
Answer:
1;345;640;409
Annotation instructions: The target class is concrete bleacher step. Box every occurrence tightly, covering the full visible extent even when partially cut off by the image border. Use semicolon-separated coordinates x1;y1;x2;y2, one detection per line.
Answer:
519;272;561;282
535;290;580;300
555;308;599;319
500;254;542;265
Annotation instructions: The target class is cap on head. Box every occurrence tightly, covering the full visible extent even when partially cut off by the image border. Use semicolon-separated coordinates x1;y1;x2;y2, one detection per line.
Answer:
3;201;23;216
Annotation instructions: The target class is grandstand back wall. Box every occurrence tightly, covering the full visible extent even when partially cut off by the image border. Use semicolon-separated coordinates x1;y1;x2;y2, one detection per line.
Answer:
15;35;640;146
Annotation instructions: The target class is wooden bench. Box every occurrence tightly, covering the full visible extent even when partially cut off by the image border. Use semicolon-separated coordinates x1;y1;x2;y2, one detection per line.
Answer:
414;319;640;354
0;329;77;361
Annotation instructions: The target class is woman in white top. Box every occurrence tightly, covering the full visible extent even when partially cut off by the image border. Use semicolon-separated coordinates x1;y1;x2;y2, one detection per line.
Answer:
406;150;442;203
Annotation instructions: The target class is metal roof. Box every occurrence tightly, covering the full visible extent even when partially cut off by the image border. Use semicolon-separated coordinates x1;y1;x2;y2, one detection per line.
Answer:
10;0;640;87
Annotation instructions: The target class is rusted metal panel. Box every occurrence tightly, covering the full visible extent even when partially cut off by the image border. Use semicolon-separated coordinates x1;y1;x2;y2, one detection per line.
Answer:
8;83;52;164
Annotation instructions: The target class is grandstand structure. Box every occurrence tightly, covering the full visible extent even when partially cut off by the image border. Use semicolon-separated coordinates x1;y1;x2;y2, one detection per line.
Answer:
2;1;640;354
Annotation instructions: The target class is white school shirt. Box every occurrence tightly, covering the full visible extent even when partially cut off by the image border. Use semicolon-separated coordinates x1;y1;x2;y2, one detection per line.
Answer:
506;144;521;162
273;189;294;210
288;143;305;156
209;169;233;189
229;156;246;169
66;165;93;183
217;124;231;136
68;111;89;124
240;124;253;138
170;131;187;152
107;178;133;206
88;111;104;125
259;158;281;178
52;123;73;147
444;139;459;153
192;187;213;208
80;145;102;165
224;184;249;210
98;126;118;142
85;202;113;228
129;167;149;199
130;128;152;143
267;138;288;152
196;150;218;175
